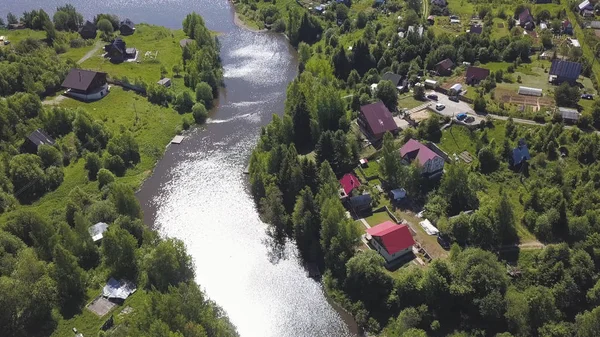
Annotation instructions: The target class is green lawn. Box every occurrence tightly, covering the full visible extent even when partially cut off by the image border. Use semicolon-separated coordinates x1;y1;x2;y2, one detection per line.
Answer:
398;94;427;110
365;210;393;227
491;18;509;40
0;28;46;44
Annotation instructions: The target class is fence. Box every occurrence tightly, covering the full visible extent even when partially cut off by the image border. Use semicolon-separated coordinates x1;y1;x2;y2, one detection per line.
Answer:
107;79;146;95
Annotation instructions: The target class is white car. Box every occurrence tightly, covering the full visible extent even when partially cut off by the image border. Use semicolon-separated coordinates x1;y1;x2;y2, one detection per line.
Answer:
435;103;445;111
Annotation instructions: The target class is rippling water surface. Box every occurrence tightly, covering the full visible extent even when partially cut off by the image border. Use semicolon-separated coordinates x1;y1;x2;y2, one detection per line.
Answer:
5;0;358;336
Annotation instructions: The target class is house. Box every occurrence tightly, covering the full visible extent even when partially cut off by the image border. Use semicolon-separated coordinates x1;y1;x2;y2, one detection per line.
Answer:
348;194;372;213
103;278;137;303
419;219;439;235
549;60;582;85
510;139;531;167
465;66;490;85
400;139;445;177
579;0;594;12
518;86;543;97
79;20;97;39
381;72;402;87
88;222;109;242
22;129;55;154
469;24;483;34
366;221;415;264
450;16;461;24
119;18;135;35
180;38;194;48
8;23;25;30
558;107;580;123
61;69;109;101
339;173;361;198
105;37;137;62
157;78;171;87
358;101;398;142
518;8;535;30
435;58;454;76
424;79;438;88
390;188;407;201
431;0;447;6
563;20;573;35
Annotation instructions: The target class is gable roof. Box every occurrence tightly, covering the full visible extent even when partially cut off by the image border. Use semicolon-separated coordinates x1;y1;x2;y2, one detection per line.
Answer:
339;173;361;195
400;139;440;165
549;60;582;79
465;66;490;82
120;18;135;29
27;129;55;147
435;58;454;71
559;107;580;120
512;139;531;165
360;101;397;135
79;20;96;33
579;0;593;10
367;221;415;254
469;24;483;34
103;278;137;300
382;72;402;86
107;37;126;54
349;194;372;209
61;68;107;91
519;8;533;23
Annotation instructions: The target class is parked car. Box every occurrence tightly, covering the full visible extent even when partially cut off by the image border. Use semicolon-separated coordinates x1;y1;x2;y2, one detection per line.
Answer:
435;103;445;110
427;94;438;100
437;234;451;250
449;95;459;102
581;93;594;100
465;116;475;123
456;113;467;121
3;40;10;45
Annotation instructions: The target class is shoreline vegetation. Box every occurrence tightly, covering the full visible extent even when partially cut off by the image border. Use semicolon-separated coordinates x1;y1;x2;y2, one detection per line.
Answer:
0;6;237;337
242;0;600;336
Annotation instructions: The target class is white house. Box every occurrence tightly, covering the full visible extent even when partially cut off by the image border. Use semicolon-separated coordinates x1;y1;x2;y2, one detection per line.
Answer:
366;221;415;263
400;139;445;177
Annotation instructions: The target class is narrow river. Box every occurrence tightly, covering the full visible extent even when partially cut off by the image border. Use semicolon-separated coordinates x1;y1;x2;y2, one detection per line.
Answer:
5;1;358;336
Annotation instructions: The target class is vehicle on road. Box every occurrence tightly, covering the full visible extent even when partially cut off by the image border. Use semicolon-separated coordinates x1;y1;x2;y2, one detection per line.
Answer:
581;94;594;100
435;103;445;110
448;96;459;102
427;94;438;100
456;113;467;121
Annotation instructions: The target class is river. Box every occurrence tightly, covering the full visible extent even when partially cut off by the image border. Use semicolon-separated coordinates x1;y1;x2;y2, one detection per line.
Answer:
4;1;358;336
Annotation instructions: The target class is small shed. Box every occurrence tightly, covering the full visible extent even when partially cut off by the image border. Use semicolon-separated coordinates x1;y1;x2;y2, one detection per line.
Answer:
424;79;438;88
390;188;407;201
89;222;109;242
157;78;171;87
558;107;580;123
22;129;56;154
103;278;137;302
518;86;542;97
450;83;462;92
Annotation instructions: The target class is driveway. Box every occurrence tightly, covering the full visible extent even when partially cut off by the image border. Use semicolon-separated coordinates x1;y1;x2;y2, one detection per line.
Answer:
426;90;473;117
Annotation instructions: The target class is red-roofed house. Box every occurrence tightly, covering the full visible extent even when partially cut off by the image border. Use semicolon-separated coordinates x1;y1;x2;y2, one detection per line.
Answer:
366;221;415;263
400;139;445;177
358;101;398;142
339;173;361;197
465;66;490;85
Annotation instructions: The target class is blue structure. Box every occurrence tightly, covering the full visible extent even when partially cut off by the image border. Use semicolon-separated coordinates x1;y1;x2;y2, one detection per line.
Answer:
549;60;582;85
511;139;531;167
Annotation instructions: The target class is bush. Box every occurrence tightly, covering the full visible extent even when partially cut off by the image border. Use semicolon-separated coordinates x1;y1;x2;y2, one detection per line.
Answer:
97;168;115;189
38;145;62;168
84;153;102;180
272;19;286;32
195;82;213;108
104;155;126;177
182;115;193;130
69;38;86;48
174;91;194;114
192;103;208;124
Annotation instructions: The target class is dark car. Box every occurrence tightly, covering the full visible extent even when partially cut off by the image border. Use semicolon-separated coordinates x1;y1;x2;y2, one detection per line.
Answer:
427;94;438;100
449;95;459;102
581;94;594;100
437;234;451;250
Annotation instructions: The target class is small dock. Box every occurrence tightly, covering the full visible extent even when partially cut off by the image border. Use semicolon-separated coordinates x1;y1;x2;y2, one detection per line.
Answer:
243;163;250;174
171;135;184;144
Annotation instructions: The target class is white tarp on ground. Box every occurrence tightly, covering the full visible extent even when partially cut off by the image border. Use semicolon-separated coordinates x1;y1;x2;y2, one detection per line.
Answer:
103;278;137;300
419;219;439;236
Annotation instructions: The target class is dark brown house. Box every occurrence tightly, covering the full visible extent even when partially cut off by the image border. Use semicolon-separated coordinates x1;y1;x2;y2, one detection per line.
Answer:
61;69;108;101
104;38;137;62
465;66;490;85
79;21;97;39
119;19;135;36
22;129;55;154
518;8;535;30
435;58;454;76
358;101;398;142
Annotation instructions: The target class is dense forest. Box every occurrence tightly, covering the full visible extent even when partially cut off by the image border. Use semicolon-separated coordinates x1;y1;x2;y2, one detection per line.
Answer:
247;0;600;336
0;7;237;337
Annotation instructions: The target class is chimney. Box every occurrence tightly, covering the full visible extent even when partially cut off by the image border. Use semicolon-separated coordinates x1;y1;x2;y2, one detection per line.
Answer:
78;71;81;82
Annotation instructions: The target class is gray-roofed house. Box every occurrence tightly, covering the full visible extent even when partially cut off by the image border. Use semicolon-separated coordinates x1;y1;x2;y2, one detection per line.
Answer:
549;60;582;85
157;78;172;87
61;68;109;101
348;194;373;213
22;129;55;154
559;107;580;123
89;222;109;242
119;18;135;35
79;20;97;39
510;139;531;168
105;37;137;63
358;101;399;142
381;72;402;86
103;278;137;303
469;24;483;34
435;58;454;76
590;21;600;29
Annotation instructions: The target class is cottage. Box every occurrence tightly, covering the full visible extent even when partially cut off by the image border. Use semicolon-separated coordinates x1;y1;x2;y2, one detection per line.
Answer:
157;78;172;87
79;20;97;39
381;72;402;87
339;173;361;198
583;9;595;17
119;18;135;35
518;8;535;30
424;79;438;88
435;58;454;76
511;139;531;167
8;23;25;30
61;69;109;101
390;188;407;201
563;20;573;35
400;139;445;177
465;66;490;85
518;86;543;97
105;37;137;62
22;129;55;154
89;222;109;242
540;22;548;30
103;278;137;303
366;221;415;264
549;60;582;85
558;107;580;123
348;194;372;213
469;24;483;34
358;101;398;142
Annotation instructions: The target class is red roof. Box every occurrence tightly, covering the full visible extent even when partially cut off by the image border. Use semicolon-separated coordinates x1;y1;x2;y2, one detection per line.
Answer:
465;66;490;82
339;173;361;195
367;221;415;254
400;139;440;166
359;101;398;136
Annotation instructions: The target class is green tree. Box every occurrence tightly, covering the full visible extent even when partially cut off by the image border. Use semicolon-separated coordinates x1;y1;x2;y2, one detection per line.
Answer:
54;4;83;31
174;91;195;113
172;63;182;77
380;132;405;188
413;84;425;100
84;152;102;180
107;132;140;165
195;82;213;108
376;80;398;111
576;306;600;337
555;83;580;107
37;144;62;168
478;146;499;173
102;226;138;279
260;184;289;236
495;190;517;244
97;18;114;35
7;12;18;25
109;183;141;218
8;154;46;202
145;239;194;291
192;102;208;124
345;250;394;313
292;187;321;261
439;164;479;215
52;244;86;311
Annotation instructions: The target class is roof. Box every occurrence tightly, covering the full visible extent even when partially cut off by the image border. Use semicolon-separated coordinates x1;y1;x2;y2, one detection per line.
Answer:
450;83;462;92
360;101;398;135
349;194;372;208
519;8;533;23
512;139;531;165
79;20;96;33
469;24;483;34
569;38;581;47
108;37;126;54
120;18;135;29
339;173;361;195
180;38;194;48
61;69;107;91
400;139;440;166
157;78;171;85
549;60;582;79
435;58;454;71
102;278;137;300
427;15;435;21
88;222;109;242
579;0;592;10
390;188;406;200
381;72;402;86
27;129;55;147
367;221;415;255
465;66;490;82
559;107;580;120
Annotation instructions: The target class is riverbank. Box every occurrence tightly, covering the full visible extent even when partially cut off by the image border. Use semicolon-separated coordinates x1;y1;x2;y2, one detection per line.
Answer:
233;7;267;32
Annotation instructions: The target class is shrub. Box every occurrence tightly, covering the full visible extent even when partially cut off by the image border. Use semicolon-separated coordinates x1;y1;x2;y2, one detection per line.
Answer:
192;103;208;124
97;168;115;189
195;82;213;108
104;155;126;176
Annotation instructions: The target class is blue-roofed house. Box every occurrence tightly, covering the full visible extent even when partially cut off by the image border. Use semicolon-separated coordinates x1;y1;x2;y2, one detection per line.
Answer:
549;60;582;85
510;139;531;168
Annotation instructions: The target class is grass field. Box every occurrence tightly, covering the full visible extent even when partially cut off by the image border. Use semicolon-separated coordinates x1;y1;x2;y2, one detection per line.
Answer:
0;28;46;44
